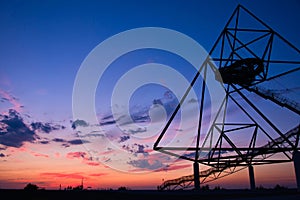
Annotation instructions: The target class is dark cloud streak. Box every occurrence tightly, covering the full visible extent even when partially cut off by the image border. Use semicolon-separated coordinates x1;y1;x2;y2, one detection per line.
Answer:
31;122;65;133
71;119;88;129
0;109;35;147
0;109;69;148
119;135;130;143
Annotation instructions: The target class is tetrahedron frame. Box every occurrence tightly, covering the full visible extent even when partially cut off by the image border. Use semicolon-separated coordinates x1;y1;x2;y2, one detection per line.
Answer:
153;4;300;189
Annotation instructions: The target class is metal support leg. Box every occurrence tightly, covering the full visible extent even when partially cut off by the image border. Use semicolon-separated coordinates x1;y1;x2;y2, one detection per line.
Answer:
194;162;200;190
248;165;256;190
293;151;300;191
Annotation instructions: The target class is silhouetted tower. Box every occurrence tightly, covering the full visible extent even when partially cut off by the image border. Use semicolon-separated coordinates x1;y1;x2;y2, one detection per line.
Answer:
154;4;300;191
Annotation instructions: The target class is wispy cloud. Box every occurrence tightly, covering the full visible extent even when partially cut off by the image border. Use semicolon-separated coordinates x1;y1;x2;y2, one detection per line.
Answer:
66;151;88;159
85;162;100;166
128;159;164;170
52;138;66;143
99;114;116;126
41;137;90;148
67;139;89;145
122;127;147;135
31;152;49;158
39;140;50;144
0;89;23;113
79;131;104;138
40;172;107;180
119;135;130;143
88;173;107;177
71;119;89;129
66;151;100;166
41;172;85;180
155;163;191;172
127;152;174;172
122;143;149;156
31;122;65;133
98;91;179;128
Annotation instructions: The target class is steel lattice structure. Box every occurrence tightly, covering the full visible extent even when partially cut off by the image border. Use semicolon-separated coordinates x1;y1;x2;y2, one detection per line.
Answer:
153;4;300;190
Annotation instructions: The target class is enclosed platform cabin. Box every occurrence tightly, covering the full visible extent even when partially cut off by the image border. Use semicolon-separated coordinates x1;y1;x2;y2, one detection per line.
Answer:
216;58;265;85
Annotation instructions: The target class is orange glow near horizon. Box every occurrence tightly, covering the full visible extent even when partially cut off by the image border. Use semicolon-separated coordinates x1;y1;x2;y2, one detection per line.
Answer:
0;1;299;191
0;140;298;190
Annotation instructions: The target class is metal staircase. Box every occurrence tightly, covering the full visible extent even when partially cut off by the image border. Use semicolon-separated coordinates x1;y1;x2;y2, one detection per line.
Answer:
158;125;300;190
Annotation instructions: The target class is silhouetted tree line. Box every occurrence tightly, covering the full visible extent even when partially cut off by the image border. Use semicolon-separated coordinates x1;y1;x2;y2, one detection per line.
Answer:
23;183;288;191
117;186;130;191
256;184;288;190
24;183;44;190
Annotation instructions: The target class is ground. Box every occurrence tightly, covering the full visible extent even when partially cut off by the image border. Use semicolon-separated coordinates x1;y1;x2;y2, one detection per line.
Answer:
1;188;300;200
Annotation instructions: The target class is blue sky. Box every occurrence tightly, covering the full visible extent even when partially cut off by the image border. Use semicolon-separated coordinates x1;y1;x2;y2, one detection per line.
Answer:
1;0;299;121
0;0;300;189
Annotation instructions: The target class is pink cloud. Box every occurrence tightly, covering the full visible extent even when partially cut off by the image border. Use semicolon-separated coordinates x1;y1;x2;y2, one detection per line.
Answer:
31;152;49;158
0;89;23;113
9;146;27;153
41;172;84;179
66;151;101;167
155;164;191;172
89;173;107;177
66;152;87;160
85;162;100;166
54;152;60;158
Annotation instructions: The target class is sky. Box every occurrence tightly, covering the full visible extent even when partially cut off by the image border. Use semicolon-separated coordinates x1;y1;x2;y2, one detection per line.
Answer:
0;0;300;190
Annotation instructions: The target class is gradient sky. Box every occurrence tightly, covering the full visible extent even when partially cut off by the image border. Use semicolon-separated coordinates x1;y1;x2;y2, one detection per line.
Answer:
0;0;300;190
